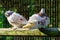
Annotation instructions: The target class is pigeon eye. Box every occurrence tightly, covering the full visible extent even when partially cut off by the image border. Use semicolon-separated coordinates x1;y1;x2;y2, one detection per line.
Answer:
20;18;23;21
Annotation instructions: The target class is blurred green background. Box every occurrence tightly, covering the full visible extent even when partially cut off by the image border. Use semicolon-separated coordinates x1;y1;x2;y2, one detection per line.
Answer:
0;0;60;40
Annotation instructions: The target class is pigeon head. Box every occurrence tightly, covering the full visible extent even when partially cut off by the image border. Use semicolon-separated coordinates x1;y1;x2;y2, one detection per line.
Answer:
5;11;14;17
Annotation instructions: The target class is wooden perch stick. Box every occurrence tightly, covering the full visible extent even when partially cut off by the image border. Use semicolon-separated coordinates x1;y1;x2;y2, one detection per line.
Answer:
0;28;60;36
0;28;46;36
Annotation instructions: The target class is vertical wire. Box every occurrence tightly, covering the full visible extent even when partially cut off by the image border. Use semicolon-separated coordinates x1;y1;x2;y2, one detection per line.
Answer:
49;0;51;27
29;0;31;16
49;0;51;37
55;0;57;27
50;0;52;27
53;0;56;27
55;0;56;27
44;37;45;40
56;0;58;27
28;36;29;40
55;37;56;40
51;37;56;40
16;36;18;40
7;0;8;26
14;36;15;40
27;0;29;20
51;0;53;27
44;0;45;39
38;36;39;40
2;4;3;28
22;0;23;16
44;0;48;40
33;36;34;40
58;0;59;27
39;0;41;12
49;37;51;40
58;0;60;27
23;36;25;40
40;0;41;8
13;0;15;39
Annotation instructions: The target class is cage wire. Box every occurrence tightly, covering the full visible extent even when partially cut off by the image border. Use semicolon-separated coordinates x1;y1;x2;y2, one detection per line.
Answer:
0;0;59;40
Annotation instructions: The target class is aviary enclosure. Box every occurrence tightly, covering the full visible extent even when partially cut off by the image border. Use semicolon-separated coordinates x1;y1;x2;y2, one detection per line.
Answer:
0;0;60;40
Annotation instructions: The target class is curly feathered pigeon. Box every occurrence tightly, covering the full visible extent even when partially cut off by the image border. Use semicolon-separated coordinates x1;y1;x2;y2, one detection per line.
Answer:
5;10;28;30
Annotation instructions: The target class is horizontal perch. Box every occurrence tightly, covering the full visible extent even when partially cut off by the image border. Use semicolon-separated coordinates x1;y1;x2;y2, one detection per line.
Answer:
0;28;46;36
0;28;60;36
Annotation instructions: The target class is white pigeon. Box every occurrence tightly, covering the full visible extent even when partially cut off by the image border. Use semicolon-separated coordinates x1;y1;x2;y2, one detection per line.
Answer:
5;10;28;30
23;8;50;29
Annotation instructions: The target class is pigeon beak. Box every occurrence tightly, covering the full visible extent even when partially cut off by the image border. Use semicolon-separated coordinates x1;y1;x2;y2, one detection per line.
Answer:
5;13;10;17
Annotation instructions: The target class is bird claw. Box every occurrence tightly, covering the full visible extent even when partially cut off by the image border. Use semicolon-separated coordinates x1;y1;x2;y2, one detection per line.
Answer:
11;28;17;31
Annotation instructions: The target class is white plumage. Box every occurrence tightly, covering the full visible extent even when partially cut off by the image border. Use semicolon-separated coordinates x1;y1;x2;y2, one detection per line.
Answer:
5;10;50;29
23;14;50;29
5;11;28;29
40;8;45;14
28;14;50;28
